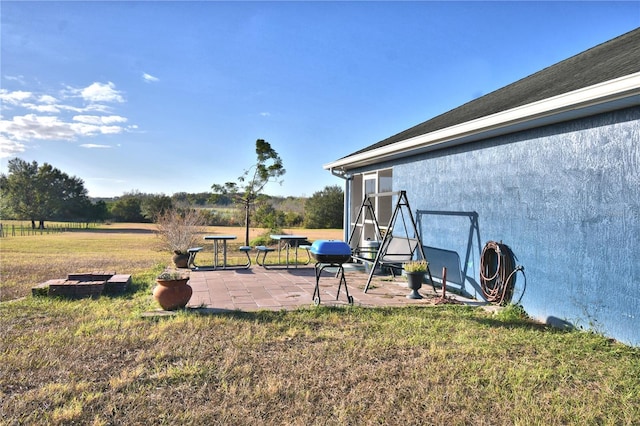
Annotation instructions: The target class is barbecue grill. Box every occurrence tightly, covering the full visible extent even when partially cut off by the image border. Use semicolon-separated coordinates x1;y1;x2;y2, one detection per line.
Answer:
309;240;353;305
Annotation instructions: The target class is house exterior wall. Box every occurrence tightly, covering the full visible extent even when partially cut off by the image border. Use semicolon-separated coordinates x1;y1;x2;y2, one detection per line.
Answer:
391;106;639;346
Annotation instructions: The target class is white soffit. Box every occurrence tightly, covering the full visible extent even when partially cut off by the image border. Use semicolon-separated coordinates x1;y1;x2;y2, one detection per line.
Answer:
324;72;640;171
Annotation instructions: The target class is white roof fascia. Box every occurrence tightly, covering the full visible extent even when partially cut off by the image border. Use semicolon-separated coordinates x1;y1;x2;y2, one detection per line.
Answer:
324;72;640;172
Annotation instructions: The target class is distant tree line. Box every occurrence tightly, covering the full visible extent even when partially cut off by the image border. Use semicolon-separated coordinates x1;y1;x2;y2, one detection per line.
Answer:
1;157;344;229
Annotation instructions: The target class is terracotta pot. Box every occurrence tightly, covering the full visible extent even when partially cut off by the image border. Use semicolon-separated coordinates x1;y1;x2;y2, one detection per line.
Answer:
172;253;190;268
405;271;424;299
153;278;192;310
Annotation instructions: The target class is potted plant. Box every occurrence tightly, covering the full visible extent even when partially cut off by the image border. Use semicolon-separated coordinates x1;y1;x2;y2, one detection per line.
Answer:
153;270;192;310
403;260;428;299
155;208;206;268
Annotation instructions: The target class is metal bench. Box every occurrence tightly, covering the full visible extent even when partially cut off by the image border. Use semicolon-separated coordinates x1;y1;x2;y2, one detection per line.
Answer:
187;247;203;269
238;246;252;269
298;244;312;265
255;246;276;268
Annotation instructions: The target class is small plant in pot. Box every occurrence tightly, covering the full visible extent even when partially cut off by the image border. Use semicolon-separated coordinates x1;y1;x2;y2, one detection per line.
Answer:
156;270;189;282
154;269;192;310
155;208;206;268
403;260;428;299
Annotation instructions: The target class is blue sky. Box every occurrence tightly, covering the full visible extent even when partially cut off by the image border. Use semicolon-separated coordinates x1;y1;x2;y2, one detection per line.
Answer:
1;1;638;198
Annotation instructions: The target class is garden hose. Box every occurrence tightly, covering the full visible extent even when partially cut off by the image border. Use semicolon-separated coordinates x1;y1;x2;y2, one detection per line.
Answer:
480;241;524;305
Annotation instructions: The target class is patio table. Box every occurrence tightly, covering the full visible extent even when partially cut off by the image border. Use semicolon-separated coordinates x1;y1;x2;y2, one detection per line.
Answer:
270;234;310;268
204;235;237;269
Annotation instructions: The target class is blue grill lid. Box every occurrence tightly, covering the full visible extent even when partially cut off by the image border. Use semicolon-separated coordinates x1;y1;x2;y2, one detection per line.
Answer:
310;240;351;255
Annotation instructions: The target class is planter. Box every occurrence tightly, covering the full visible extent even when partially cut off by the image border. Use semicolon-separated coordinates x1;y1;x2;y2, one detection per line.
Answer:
153;278;192;310
172;252;190;268
405;271;424;299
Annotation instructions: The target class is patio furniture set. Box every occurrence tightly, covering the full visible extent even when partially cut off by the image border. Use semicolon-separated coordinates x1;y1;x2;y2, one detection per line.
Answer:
188;235;356;306
187;234;313;270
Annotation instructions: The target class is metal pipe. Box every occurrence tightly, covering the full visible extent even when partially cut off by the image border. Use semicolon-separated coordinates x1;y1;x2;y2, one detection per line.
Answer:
442;266;447;299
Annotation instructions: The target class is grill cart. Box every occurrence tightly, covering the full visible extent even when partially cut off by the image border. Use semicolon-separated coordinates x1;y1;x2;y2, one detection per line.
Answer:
309;240;354;306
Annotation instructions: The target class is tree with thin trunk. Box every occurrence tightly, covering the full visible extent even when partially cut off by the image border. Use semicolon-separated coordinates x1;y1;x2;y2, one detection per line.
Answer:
211;139;286;245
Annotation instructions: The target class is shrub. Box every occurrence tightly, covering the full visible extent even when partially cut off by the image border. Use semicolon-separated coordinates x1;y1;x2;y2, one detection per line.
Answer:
155;208;206;255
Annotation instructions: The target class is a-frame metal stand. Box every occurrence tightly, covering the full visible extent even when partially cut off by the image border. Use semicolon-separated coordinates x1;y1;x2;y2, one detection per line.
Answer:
348;191;436;294
347;194;384;252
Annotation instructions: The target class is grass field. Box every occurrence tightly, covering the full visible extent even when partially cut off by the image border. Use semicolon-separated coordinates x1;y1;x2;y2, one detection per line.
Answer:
0;222;342;301
1;224;639;424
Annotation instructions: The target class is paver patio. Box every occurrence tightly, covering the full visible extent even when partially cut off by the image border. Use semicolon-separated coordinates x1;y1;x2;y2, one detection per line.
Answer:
186;264;474;312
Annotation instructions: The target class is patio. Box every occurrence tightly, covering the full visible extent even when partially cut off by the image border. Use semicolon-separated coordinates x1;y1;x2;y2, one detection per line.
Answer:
185;263;474;312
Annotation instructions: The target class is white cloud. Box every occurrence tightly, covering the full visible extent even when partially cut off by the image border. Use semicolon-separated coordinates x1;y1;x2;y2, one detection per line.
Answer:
99;126;123;135
142;72;159;83
4;75;26;85
0;114;77;141
23;103;61;113
0;82;134;149
0;135;26;158
0;89;33;105
63;103;113;114
23;103;112;114
80;143;111;149
73;115;127;125
1;113;128;142
259;112;271;117
78;82;124;103
71;122;125;136
38;95;57;104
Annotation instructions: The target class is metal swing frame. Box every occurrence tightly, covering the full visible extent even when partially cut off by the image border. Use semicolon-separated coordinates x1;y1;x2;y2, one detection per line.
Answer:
348;190;436;294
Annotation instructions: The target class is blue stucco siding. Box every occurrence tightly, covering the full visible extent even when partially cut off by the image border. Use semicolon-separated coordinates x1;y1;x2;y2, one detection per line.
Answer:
392;106;640;346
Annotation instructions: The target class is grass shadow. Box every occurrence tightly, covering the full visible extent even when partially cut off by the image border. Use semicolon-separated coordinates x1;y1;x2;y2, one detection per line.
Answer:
162;304;356;323
467;314;569;334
